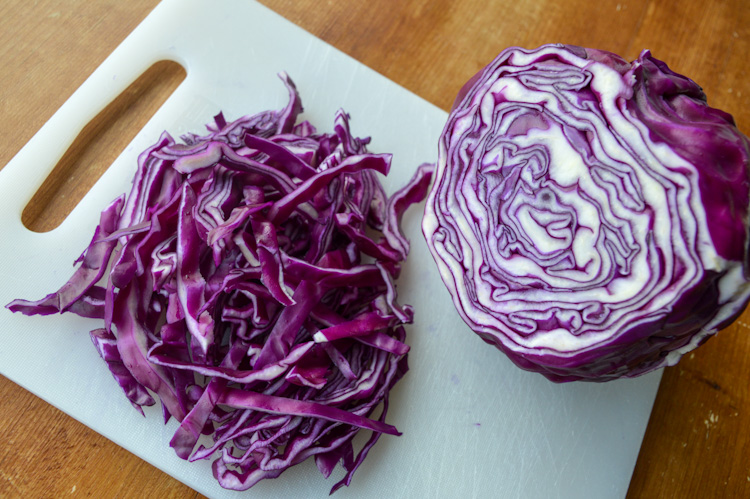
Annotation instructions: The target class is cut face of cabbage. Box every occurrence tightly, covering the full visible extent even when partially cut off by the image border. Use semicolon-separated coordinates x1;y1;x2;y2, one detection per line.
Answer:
423;44;750;382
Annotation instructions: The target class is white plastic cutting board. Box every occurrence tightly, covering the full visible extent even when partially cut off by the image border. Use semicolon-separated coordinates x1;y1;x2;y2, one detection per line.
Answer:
0;1;662;497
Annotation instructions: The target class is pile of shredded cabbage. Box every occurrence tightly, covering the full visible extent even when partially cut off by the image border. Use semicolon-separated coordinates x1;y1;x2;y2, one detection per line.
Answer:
7;74;433;492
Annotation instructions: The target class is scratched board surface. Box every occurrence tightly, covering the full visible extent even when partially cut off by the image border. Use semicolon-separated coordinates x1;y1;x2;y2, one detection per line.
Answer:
0;0;661;497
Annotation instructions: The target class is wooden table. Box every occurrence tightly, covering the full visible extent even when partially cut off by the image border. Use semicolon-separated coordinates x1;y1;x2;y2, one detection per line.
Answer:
1;0;749;497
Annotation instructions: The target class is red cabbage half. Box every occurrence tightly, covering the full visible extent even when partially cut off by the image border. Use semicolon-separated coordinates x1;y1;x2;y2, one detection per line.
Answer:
8;74;433;492
423;44;750;382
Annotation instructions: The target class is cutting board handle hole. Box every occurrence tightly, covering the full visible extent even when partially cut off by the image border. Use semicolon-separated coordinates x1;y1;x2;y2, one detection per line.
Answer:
21;60;186;233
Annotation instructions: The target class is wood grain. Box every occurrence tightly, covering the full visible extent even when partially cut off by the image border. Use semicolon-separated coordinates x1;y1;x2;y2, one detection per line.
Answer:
1;0;749;497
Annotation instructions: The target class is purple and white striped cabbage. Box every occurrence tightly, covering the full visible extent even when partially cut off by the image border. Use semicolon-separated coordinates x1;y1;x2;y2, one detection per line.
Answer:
423;44;750;382
8;74;433;492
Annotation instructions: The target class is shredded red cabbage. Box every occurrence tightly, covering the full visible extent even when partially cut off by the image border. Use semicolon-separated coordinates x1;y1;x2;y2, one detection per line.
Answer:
8;73;433;493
